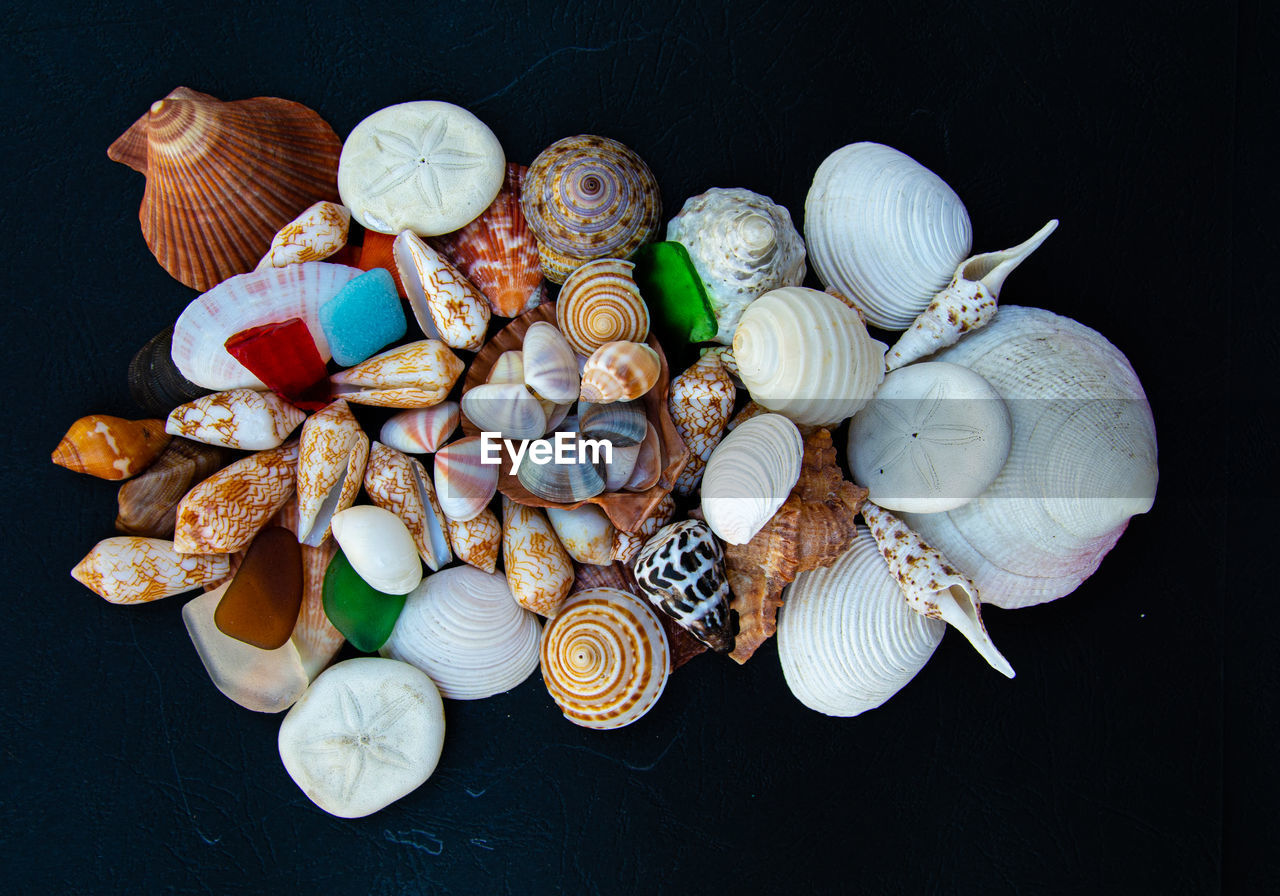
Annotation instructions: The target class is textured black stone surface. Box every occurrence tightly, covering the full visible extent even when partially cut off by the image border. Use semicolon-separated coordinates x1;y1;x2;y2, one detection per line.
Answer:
0;1;1265;892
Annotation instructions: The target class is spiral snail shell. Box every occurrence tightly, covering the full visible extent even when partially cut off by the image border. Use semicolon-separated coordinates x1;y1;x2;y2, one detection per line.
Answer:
556;259;650;357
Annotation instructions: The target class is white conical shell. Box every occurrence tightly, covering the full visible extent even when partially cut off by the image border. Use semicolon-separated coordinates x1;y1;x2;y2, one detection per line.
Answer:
379;403;459;455
778;527;945;717
700;413;803;545
382;566;542;700
547;504;616;566
256;201;351;270
522;321;580;403
392;230;490;349
733;287;886;426
666;187;806;343
461;383;547;440
296;400;369;547
805;142;972;331
900;306;1158;609
363;442;453;572
330;505;423;595
165;389;306;450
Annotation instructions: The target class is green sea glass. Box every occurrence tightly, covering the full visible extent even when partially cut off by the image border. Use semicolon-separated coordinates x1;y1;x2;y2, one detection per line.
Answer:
632;242;718;354
322;549;406;653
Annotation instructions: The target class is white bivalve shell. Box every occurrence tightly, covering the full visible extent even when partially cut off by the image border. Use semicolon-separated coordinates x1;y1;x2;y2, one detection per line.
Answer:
900;306;1158;609
329;505;423;595
700;413;803;545
382;566;542;700
732;287;887;427
666;187;806;343
805;142;972;331
778;527;945;717
379;403;459;455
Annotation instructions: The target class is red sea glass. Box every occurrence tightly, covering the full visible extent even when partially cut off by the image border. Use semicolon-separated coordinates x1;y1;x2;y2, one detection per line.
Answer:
214;526;304;650
225;317;331;410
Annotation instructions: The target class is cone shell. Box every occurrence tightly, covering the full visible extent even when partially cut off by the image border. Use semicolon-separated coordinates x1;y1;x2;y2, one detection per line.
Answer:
502;498;574;617
446;507;501;574
701;413;803;545
579;341;660;404
364;442;453;572
540;587;670;729
129;325;211;417
73;536;231;604
434;436;499;523
273;500;343;679
669;354;736;496
108;87;343;292
174;441;299;554
296;400;369;546
556;259;650;356
547;505;616;566
165;389;306;450
379;403;459;455
393;231;490;350
329;339;464;408
634;520;734;653
52;415;170;481
115;438;231;538
257;201;351;269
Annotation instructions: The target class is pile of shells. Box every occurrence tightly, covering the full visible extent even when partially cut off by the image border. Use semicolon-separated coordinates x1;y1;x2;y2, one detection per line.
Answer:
57;90;1158;819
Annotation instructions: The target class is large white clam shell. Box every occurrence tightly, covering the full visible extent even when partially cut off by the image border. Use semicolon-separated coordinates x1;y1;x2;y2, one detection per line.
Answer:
666;187;806;343
805;142;972;331
700;413;803;545
778;527;945;717
382;566;542;700
900;306;1158;609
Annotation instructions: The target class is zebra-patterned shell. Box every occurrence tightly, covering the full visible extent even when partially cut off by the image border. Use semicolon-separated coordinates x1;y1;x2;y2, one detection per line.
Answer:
633;519;735;654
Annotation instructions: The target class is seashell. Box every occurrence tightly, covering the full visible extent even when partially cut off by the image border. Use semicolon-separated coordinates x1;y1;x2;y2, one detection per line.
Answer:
540;587;670;729
329;505;423;595
379;402;459;455
272;500;343;680
862;503;1014;677
52;415;170;481
433;436;500;522
699;344;742;384
579;341;660;404
555;259;650;355
364;442;453;572
73;536;231;604
724;399;767;433
392;231;490;349
578;399;647;448
700;413;803;545
603;441;640;491
430;163;547;317
724;428;867;664
502;498;574;617
165;389;306;451
887;220;1059;370
804;142;973;331
486;350;525;385
522;135;662;283
516;435;608;504
116;438;231;538
108;87;342;292
612;493;677;565
666;187;806;343
668;353;736;496
521;321;580;403
733;286;887;426
778;527;946;717
337;100;506;236
899;306;1158;609
329;339;465;408
277;657;445;818
174;441;299;554
624;422;663;492
571;561;707;670
256;201;351;270
172;262;362;390
547;505;616;566
634;520;734;653
128;325;212;417
296;400;369;546
446;507;501;574
382;566;542;700
461;383;547;440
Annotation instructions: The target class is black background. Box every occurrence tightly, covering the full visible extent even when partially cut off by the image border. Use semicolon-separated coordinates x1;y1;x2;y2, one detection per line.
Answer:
0;1;1268;893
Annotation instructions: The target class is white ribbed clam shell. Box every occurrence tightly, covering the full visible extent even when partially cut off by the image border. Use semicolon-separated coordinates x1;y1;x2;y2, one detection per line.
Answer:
700;413;802;545
382;566;542;700
900;306;1158;609
732;287;886;426
522;321;580;403
778;528;945;717
805;142;972;330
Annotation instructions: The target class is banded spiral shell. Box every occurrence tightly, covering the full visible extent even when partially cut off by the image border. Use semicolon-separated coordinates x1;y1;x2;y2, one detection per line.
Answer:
579;341;661;403
556;259;650;357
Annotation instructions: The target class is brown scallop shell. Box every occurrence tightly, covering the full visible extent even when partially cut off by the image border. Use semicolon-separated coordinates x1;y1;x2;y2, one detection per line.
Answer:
108;86;342;292
462;303;688;533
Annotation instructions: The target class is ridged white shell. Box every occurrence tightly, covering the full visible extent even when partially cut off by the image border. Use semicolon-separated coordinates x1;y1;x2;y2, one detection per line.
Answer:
329;505;423;595
733;287;886;426
382;566;542;700
172;262;362;390
522;321;580;403
805;142;972;331
165;389;306;450
461;382;547;440
900;306;1158;609
666;187;806;343
778;528;945;717
700;413;803;545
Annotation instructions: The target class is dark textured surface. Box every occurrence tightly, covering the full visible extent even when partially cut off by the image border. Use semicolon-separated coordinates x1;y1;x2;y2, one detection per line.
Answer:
0;1;1257;892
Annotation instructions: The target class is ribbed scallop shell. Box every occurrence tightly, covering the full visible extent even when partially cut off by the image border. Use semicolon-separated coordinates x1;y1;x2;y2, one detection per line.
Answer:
701;413;803;545
165;389;306;451
667;187;806;343
733;286;887;426
446;507;501;574
72;536;231;605
329;340;464;408
296;400;369;546
668;353;736;496
899;306;1158;609
256;201;350;270
522;135;662;283
556;259;650;356
804;142;972;331
579;342;660;404
382;566;542;700
540;587;670;729
108;87;342;292
778;528;945;717
172;262;362;391
173;441;299;554
379;403;459;455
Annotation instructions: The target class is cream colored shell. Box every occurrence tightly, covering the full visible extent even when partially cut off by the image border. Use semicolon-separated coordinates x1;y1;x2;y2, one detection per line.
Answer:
296;399;369;546
330;505;424;595
669;353;736;496
257;201;351;270
502;497;573;617
72;536;231;604
363;442;453;572
700;413;803;545
330;340;464;408
446;508;501;574
393;230;490;350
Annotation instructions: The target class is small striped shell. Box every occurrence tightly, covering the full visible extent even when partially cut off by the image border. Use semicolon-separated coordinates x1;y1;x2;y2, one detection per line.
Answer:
173;441;299;554
556;259;649;356
522;135;662;283
579;341;660;404
72;536;231;604
433;436;499;523
115;438;231;538
539;587;670;729
379;403;459;455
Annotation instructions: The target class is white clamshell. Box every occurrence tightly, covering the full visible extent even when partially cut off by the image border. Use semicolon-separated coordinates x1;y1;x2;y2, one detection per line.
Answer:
461;382;547;440
330;505;423;595
165;389;306;450
700;413;803;545
522;321;580;403
433;436;499;523
379;402;459;455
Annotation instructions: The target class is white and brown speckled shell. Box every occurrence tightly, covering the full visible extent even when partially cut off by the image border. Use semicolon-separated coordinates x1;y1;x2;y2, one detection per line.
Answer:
669;354;736;496
173;441;299;554
393;231;490;350
165;388;306;450
364;442;453;572
257;201;350;270
72;536;231;604
446;507;502;574
296;400;369;546
329;340;464;408
502;497;573;617
555;258;650;356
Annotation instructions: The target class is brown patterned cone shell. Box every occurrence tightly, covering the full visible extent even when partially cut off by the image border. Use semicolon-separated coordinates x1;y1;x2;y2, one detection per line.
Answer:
364;442;453;571
52;415;171;481
72;536;231;604
502;497;573;617
329;340;465;408
173;441;299;554
108;87;342;291
115;438;232;538
669;355;736;495
296;400;369;545
446;507;501;574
